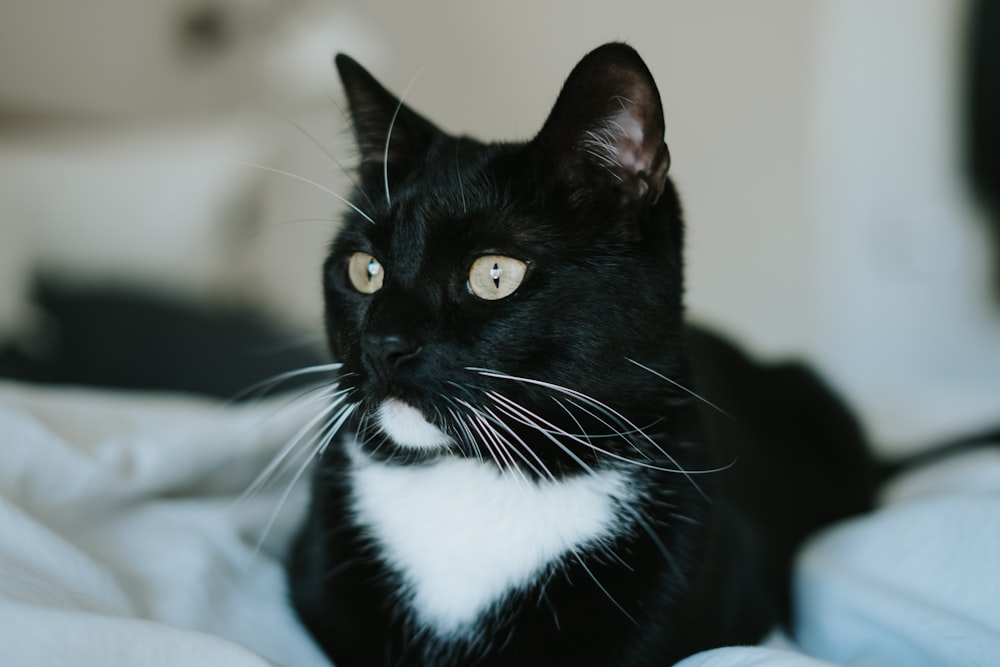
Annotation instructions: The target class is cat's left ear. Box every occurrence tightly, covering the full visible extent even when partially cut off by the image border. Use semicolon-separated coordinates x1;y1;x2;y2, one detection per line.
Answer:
335;54;441;197
534;43;671;209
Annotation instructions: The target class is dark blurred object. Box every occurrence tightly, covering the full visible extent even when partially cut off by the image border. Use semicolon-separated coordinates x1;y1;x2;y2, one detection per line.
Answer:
968;0;1000;297
182;4;232;54
0;283;327;400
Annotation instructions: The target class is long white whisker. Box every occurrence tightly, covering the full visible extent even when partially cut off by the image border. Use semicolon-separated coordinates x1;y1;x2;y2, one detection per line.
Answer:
450;394;557;483
472;412;533;490
554;391;726;479
383;62;427;206
474;406;548;484
222;157;375;224
486;393;598;478
317;402;360;456
462;402;532;489
232;362;343;402
560;395;662;439
237;389;351;504
446;406;484;464
266;108;376;211
489;391;677;476
478;404;557;483
626;358;731;419
551;397;652;464
569;549;638;627
617;502;682;577
250;402;358;558
472;369;709;495
462;405;508;473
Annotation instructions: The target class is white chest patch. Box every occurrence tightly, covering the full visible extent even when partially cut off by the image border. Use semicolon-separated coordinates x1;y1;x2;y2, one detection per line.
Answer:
348;447;630;636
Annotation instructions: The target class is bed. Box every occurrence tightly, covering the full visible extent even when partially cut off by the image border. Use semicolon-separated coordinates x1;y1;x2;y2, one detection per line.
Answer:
1;379;998;666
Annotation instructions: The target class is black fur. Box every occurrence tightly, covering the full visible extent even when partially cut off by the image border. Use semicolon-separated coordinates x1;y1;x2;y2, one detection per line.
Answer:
288;43;875;666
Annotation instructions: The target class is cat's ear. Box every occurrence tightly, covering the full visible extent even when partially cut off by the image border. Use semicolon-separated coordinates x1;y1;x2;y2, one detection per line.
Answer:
335;54;441;197
534;43;671;209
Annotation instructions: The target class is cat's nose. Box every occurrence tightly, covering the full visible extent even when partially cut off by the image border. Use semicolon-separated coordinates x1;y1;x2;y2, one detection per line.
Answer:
362;334;422;379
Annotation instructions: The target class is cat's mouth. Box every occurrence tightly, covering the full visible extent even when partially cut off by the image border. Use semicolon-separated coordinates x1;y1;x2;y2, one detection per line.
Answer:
374;398;453;451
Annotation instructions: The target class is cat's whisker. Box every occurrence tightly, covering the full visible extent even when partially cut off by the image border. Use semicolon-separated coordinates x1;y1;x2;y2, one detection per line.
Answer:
559;395;663;440
471;369;714;495
319;402;360;456
456;399;529;487
456;394;564;483
548;396;604;445
471;412;534;490
460;405;508;475
626;358;732;419
485;392;598;478
383;62;428;207
449;399;530;486
447;401;492;468
452;392;551;477
499;388;731;483
551;392;712;476
472;405;549;486
231;362;343;403
478;404;557;483
324;90;382;211
445;406;484;465
355;408;387;455
266;107;376;211
616;501;682;578
250;401;359;559
237;387;343;494
488;389;691;479
549;396;653;464
568;547;639;627
221;157;375;224
237;387;352;504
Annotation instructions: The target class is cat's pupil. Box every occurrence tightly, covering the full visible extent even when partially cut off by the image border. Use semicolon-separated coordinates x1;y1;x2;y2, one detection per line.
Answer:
491;263;501;288
367;259;381;281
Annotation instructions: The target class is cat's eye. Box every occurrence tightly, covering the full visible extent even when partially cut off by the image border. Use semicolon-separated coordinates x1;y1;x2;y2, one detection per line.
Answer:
468;255;527;300
348;252;385;294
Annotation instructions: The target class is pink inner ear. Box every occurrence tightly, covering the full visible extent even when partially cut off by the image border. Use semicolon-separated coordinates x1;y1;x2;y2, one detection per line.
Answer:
610;111;649;175
580;109;644;180
579;107;667;202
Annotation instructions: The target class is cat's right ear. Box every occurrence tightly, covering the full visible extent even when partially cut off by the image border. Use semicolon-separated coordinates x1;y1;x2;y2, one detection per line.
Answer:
335;55;441;200
533;43;671;212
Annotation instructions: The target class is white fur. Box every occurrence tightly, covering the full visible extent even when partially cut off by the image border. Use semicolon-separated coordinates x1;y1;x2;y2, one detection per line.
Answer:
349;445;630;636
376;399;452;450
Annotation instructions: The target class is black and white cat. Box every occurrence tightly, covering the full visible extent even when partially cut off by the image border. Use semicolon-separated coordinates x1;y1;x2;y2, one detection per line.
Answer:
288;43;875;667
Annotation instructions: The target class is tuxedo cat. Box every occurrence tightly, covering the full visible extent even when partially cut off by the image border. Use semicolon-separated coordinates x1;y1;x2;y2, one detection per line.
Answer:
287;43;875;666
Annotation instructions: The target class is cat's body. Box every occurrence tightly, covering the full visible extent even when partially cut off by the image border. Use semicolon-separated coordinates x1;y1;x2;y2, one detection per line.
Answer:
288;44;875;666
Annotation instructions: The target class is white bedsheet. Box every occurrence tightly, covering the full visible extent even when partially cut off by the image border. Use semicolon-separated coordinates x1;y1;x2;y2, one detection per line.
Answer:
1;381;998;667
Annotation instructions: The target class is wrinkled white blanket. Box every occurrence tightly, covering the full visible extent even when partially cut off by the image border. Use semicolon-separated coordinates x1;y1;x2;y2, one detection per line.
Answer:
1;381;998;667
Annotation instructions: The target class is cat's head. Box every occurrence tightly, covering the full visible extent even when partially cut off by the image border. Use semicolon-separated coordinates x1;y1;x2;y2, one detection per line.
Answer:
324;43;689;475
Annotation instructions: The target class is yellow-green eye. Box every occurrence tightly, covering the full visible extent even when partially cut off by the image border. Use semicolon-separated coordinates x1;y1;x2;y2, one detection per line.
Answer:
468;255;527;300
348;252;385;294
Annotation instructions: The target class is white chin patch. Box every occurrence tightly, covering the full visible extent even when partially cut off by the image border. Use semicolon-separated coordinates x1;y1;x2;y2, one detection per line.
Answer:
377;399;451;450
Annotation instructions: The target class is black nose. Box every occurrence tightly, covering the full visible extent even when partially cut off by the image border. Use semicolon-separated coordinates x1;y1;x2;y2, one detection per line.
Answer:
362;334;421;380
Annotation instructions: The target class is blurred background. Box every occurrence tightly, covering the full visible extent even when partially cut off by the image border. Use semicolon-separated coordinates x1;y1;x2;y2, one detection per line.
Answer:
0;0;997;454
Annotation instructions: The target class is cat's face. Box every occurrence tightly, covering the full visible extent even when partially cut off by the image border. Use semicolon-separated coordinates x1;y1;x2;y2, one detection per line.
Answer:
324;44;686;476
